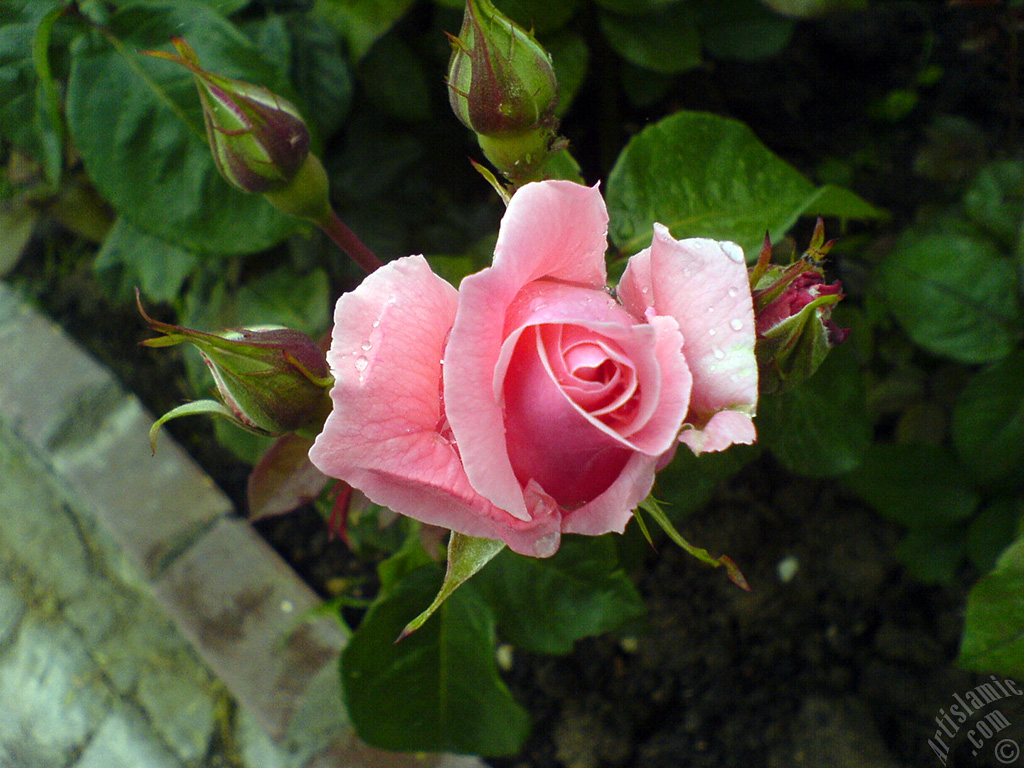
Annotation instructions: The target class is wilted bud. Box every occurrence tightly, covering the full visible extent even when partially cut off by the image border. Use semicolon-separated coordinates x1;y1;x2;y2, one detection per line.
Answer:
751;221;849;394
447;0;560;178
138;293;333;444
146;38;330;221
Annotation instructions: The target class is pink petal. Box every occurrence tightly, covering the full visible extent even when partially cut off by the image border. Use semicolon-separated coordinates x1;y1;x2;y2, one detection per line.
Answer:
492;180;610;289
308;257;514;542
679;410;756;455
444;181;611;518
503;325;633;509
620;225;758;451
561;452;661;536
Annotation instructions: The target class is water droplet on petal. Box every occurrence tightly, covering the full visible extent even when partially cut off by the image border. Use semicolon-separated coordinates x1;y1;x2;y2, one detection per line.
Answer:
708;328;717;337
729;318;743;331
720;241;745;264
360;340;372;351
533;532;560;558
727;287;738;298
354;356;368;372
372;319;380;328
712;346;725;360
386;294;397;305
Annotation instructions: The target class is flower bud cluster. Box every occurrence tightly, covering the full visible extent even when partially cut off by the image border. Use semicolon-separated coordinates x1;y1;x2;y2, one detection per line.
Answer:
146;38;331;222
446;0;561;179
751;219;849;394
139;294;333;437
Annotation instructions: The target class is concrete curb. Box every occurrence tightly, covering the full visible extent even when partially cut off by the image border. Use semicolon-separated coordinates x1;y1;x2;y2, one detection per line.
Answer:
0;282;485;768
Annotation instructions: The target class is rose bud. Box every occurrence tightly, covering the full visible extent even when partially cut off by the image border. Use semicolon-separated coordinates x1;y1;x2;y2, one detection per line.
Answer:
309;181;759;558
447;0;560;179
145;38;331;221
138;293;333;439
751;222;849;395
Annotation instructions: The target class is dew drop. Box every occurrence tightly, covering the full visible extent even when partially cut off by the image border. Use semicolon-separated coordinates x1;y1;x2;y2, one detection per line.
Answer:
727;287;738;298
354;356;368;372
360;340;372;351
533;532;560;558
708;328;717;337
386;294;397;305
712;346;725;360
720;241;745;264
371;319;380;328
729;318;743;331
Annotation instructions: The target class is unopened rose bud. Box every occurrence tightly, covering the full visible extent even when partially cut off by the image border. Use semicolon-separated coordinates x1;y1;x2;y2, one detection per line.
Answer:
138;293;333;439
447;0;560;178
751;221;848;394
146;38;330;221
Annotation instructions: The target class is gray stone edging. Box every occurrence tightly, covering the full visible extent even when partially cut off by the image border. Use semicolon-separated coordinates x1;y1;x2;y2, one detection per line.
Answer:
0;282;486;768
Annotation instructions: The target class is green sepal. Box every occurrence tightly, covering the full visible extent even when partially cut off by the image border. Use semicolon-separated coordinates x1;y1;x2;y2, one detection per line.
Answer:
148;399;248;453
637;496;750;590
399;533;506;640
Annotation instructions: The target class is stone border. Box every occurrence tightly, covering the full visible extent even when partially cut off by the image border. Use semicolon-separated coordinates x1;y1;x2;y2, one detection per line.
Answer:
0;283;484;768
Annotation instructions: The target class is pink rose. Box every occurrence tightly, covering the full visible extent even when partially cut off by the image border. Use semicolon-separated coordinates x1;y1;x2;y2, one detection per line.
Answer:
309;181;757;557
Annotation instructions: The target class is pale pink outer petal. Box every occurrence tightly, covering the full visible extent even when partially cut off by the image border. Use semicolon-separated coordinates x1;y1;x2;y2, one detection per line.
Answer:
444;181;611;518
678;410;756;454
561;453;659;536
307;255;560;555
619;225;758;454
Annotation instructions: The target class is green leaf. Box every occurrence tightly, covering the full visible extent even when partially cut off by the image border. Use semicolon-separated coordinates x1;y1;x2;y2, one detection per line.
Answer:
759;0;867;16
619;60;674;108
341;566;531;756
109;0;252;12
963;160;1024;248
94;217;200;303
66;1;297;256
312;0;416;62
953;351;1024;491
593;0;678;16
841;443;981;528
967;496;1024;573
287;17;353;140
638;496;750;589
400;533;506;639
894;524;967;584
31;2;65;185
801;183;889;221
232;266;330;336
758;343;871;477
0;0;62;172
699;0;795;62
357;33;431;122
606;111;878;257
473;536;646;654
959;534;1024;676
598;4;701;75
495;0;581;34
877;221;1022;364
546;30;588;118
377;532;435;594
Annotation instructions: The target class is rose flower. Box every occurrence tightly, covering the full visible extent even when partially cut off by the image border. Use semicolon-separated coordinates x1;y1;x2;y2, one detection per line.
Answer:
309;181;758;557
